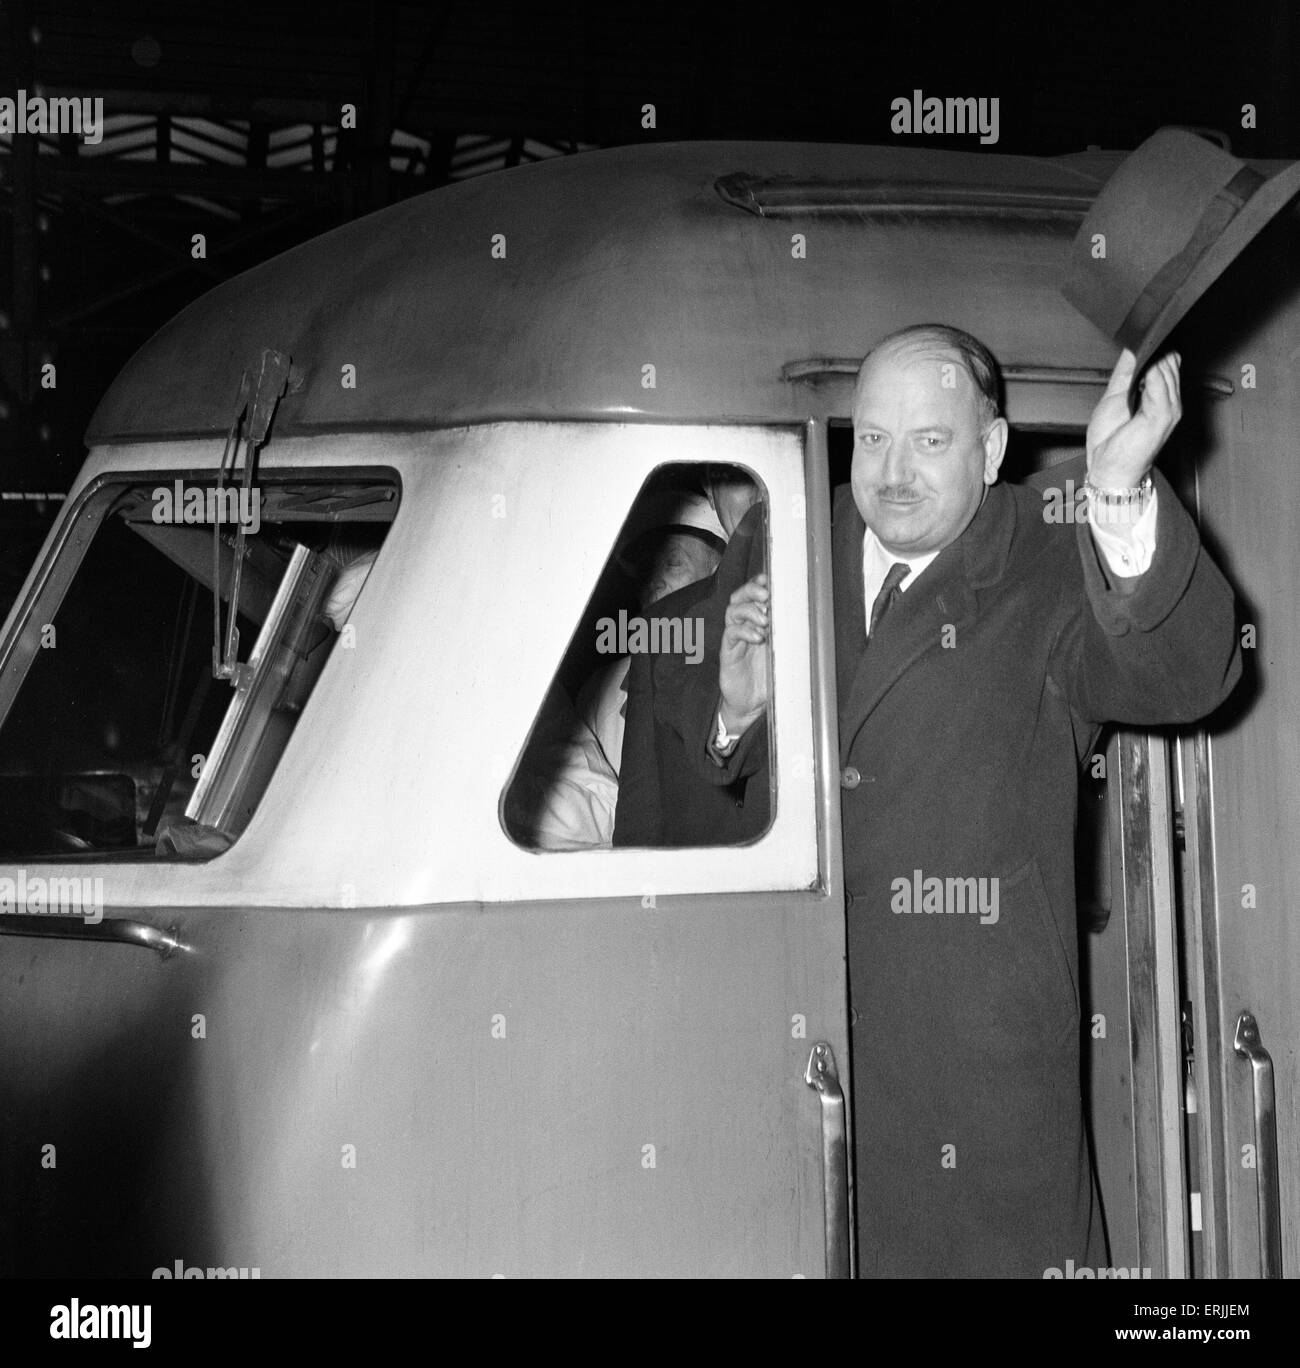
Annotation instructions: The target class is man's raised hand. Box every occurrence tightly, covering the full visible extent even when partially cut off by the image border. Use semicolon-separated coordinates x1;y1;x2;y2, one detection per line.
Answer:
1086;348;1182;489
718;573;770;735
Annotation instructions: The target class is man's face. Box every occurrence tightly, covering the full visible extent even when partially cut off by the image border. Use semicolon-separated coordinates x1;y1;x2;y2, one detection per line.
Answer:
850;339;1006;556
642;532;721;607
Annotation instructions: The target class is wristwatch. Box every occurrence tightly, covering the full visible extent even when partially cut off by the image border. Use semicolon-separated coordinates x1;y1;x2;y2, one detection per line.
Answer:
1083;473;1153;524
1082;472;1154;507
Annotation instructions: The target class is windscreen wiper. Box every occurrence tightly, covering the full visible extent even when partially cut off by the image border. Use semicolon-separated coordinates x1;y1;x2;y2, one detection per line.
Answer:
212;348;291;684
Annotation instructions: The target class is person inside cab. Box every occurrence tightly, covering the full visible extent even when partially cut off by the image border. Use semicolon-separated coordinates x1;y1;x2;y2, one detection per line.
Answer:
506;485;728;851
613;468;767;848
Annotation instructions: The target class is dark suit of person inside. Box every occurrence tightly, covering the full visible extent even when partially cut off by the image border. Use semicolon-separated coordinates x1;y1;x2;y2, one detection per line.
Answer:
613;469;770;848
617;324;1241;1277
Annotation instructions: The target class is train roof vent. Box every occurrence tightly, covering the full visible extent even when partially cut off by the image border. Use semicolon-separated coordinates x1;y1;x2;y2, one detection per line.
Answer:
715;172;1094;222
782;357;1234;397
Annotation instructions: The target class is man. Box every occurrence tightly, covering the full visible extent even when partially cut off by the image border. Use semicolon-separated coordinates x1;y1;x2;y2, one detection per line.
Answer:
613;469;767;847
693;324;1241;1275
578;501;725;776
507;498;726;850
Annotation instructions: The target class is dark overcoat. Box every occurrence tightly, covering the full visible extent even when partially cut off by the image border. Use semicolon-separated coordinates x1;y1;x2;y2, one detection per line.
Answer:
694;469;1240;1276
613;502;769;847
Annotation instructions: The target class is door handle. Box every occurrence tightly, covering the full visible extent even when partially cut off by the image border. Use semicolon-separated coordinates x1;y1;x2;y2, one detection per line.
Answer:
0;914;183;958
805;1041;851;1278
1233;1012;1283;1278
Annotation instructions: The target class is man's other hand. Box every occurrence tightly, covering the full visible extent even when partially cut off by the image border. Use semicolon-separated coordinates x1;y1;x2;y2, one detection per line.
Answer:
1086;349;1182;489
719;572;770;734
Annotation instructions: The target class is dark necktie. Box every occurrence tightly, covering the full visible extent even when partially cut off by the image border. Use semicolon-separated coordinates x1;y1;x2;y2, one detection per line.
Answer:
869;562;910;638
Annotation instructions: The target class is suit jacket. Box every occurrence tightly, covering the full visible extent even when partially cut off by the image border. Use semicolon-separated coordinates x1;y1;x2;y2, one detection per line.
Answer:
613;502;769;847
691;470;1241;1276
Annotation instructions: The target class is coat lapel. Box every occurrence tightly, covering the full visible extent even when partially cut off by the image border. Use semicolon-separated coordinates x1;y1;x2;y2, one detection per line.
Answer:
832;482;1019;762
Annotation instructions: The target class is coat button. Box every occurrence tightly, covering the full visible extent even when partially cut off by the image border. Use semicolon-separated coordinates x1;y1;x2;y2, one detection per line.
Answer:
841;766;861;789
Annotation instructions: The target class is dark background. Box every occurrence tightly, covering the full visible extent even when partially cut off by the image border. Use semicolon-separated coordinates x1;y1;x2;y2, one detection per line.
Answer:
0;0;1296;517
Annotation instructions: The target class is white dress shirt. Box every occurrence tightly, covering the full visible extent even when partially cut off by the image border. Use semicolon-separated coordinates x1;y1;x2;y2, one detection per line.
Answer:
862;486;1159;634
861;530;940;634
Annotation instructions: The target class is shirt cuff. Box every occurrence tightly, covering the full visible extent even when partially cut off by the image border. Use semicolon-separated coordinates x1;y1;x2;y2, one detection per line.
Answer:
1087;487;1158;578
707;709;740;765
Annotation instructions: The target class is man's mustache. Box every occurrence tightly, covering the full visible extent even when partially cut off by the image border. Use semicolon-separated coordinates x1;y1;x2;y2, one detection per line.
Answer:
877;486;923;501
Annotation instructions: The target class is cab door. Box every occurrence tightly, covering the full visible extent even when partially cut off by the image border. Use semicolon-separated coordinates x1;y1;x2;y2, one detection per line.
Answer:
425;419;851;1276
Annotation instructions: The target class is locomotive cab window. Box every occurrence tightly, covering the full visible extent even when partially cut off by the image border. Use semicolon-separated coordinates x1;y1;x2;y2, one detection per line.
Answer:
0;471;398;860
502;462;773;852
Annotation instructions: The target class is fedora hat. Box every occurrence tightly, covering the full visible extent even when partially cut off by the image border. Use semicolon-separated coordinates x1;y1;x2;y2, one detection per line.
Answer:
1062;129;1300;372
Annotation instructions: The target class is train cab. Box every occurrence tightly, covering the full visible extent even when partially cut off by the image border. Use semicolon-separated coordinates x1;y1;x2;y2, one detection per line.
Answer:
0;140;1294;1278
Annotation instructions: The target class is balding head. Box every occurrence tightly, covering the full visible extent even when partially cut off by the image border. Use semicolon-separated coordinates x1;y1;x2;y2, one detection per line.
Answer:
850;324;1008;556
